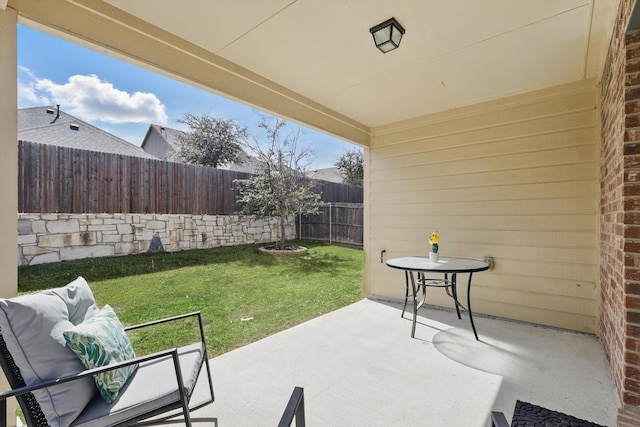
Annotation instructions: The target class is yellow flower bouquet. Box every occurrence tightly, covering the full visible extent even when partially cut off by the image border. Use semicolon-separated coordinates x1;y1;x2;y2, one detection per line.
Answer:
429;231;440;253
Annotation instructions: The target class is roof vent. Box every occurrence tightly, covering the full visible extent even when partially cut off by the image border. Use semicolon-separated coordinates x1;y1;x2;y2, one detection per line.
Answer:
70;123;80;131
46;108;55;114
50;105;61;124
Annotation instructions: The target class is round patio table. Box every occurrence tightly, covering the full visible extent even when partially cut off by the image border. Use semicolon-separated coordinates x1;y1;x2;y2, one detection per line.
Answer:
385;256;490;340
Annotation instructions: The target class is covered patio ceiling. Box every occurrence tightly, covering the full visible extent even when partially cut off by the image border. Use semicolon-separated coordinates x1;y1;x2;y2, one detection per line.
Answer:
6;0;620;145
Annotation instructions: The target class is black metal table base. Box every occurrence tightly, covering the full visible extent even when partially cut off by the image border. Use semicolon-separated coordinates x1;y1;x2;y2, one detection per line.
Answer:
401;270;479;340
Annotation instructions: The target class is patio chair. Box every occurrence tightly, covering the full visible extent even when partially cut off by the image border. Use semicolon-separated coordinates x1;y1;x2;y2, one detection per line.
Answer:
491;400;606;427
0;277;214;427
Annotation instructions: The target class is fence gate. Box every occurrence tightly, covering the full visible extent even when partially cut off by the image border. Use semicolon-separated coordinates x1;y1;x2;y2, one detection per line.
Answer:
297;202;363;247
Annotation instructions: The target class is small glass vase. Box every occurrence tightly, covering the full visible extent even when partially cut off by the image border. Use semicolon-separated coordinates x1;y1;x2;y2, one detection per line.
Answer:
429;252;439;263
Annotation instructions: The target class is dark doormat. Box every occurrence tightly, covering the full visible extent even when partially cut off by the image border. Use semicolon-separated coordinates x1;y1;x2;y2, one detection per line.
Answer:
511;400;607;427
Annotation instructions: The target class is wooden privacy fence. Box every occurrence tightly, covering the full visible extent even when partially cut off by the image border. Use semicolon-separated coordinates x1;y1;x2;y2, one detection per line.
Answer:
18;141;364;217
297;202;363;247
19;141;250;214
315;181;362;204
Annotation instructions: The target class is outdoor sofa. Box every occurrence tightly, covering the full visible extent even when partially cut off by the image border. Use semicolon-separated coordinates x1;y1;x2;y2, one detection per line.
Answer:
0;277;214;427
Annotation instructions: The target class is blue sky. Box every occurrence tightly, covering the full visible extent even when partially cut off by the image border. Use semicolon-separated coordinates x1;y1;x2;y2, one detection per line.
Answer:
17;25;357;170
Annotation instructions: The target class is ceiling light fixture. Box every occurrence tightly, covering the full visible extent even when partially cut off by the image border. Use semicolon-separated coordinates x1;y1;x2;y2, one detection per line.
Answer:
369;17;405;53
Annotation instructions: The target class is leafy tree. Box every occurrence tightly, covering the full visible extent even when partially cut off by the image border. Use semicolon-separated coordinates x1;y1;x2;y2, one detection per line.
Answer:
334;148;363;186
175;113;248;168
235;117;323;250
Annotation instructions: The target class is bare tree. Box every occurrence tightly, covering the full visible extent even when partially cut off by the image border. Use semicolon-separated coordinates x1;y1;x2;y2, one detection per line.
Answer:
174;113;248;168
235;117;322;250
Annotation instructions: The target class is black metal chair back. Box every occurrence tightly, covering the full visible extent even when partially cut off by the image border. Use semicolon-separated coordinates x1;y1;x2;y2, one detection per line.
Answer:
0;334;48;427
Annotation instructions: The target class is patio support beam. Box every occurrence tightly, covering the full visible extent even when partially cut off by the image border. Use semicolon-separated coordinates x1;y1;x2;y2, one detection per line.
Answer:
0;8;18;427
7;0;369;147
0;6;17;300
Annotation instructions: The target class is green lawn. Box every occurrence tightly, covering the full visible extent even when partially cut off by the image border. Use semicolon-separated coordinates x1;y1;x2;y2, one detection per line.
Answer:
17;241;364;357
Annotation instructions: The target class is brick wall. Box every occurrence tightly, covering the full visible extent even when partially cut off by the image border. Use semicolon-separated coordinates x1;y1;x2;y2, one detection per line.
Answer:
601;8;626;415
600;0;640;424
624;28;640;420
17;213;294;266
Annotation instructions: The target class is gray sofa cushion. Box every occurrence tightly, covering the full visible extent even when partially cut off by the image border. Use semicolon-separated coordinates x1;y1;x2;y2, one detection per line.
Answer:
71;342;205;427
0;277;99;427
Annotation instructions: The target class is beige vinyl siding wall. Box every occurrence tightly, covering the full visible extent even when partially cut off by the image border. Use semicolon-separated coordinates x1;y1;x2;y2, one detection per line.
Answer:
366;79;600;333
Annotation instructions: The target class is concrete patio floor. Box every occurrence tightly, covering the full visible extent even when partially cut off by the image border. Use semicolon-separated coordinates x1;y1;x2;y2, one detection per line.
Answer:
185;298;617;427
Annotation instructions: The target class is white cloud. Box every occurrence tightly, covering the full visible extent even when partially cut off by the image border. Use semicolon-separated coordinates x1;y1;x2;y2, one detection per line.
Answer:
18;81;50;106
18;66;50;106
18;68;168;125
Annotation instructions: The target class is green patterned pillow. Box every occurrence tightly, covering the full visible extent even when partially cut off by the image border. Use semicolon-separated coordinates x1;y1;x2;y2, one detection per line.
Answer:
63;305;137;403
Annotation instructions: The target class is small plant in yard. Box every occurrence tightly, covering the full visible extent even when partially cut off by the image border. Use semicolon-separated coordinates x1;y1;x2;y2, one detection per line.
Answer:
17;241;364;357
235;116;323;251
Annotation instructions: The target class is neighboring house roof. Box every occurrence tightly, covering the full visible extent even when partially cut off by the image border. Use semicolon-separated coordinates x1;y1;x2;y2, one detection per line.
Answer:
140;124;182;161
18;106;157;159
306;167;344;184
217;150;262;174
154;125;183;150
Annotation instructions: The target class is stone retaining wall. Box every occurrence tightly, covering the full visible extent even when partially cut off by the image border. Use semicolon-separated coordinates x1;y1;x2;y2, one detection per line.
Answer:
17;213;294;266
